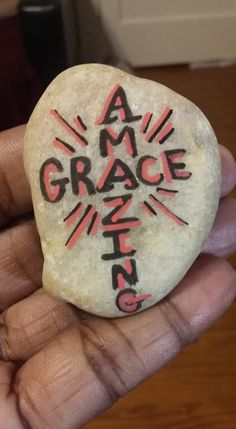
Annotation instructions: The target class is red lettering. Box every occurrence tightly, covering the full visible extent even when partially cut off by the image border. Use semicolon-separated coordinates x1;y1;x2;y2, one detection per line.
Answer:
116;289;152;313
161;149;192;182
137;156;164;186
95;85;142;125
40;158;69;203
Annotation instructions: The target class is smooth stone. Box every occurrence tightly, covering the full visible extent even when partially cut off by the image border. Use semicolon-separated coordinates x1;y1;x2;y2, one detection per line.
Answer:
24;64;221;318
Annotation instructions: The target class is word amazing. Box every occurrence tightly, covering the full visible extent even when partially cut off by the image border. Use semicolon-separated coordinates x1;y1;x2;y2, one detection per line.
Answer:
39;84;192;313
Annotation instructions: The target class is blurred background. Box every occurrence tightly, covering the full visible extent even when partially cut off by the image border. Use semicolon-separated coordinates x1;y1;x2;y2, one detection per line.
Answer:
0;0;235;428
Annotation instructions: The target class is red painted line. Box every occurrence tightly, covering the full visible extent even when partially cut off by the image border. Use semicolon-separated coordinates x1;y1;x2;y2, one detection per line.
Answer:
106;127;117;138
50;109;87;147
90;213;101;236
104;127;135;157
104;197;132;223
145;107;171;142
174;171;191;178
119;231;134;254
95;84;121;125
161;151;173;184
124;259;133;274
140;202;156;217
149;195;187;227
155;122;173;143
135;294;152;303
66;206;97;250
156;189;177;197
117;273;125;289
65;204;84;227
97;157;115;190
140;112;152;133
73;117;85;133
52;139;74;156
117;259;134;290
141;157;163;184
124;130;134;156
103;220;142;231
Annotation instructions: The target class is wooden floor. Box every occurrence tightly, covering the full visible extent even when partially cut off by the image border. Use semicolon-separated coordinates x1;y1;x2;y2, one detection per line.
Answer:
86;65;236;429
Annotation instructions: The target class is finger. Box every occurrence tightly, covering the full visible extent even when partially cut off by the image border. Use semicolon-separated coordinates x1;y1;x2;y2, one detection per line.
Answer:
0;126;31;229
1;196;236;362
0;289;79;362
0;133;234;311
1;191;235;313
0;219;43;311
0;135;234;309
12;256;236;429
1;199;234;313
1;192;236;359
0;124;234;229
220;145;236;197
203;197;236;258
0;362;25;429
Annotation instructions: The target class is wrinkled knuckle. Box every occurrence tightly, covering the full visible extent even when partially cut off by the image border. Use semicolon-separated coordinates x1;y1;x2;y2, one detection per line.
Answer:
0;314;17;361
0;166;15;227
0;311;32;362
159;298;193;348
9;228;33;285
17;380;45;429
79;320;143;403
79;323;124;402
0;201;10;228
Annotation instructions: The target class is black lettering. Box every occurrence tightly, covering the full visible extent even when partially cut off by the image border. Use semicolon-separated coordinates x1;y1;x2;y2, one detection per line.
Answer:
40;157;69;203
101;86;142;125
97;159;139;193
116;289;142;313
100;126;138;158
71;156;96;196
103;194;138;226
137;156;164;186
102;229;136;261
112;259;138;290
165;149;192;181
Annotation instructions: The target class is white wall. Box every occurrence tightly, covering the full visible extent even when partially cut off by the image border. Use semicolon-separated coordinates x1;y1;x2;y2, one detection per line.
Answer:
96;0;236;66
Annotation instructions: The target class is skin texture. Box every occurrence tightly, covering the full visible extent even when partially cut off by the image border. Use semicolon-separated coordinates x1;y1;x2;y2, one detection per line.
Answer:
0;125;235;429
0;0;19;18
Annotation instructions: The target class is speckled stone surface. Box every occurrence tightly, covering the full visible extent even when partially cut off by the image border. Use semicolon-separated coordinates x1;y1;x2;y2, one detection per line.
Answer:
24;64;221;317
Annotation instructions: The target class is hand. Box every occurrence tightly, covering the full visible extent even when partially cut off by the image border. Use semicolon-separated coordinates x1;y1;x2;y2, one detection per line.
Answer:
0;126;235;429
0;0;19;18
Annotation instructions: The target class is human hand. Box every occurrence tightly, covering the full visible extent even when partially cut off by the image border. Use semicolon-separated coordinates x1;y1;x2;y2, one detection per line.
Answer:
0;0;19;18
0;126;236;429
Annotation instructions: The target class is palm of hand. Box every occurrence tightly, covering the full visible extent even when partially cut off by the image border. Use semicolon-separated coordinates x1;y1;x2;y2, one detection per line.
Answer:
0;126;236;429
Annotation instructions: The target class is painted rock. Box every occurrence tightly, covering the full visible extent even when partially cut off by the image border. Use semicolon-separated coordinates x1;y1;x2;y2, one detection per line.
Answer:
24;64;220;318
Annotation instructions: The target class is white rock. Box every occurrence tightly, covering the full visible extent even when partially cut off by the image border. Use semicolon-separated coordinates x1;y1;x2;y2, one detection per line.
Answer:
24;64;221;317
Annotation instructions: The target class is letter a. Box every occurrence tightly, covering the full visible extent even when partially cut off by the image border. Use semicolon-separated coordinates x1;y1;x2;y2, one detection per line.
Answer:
96;84;142;125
